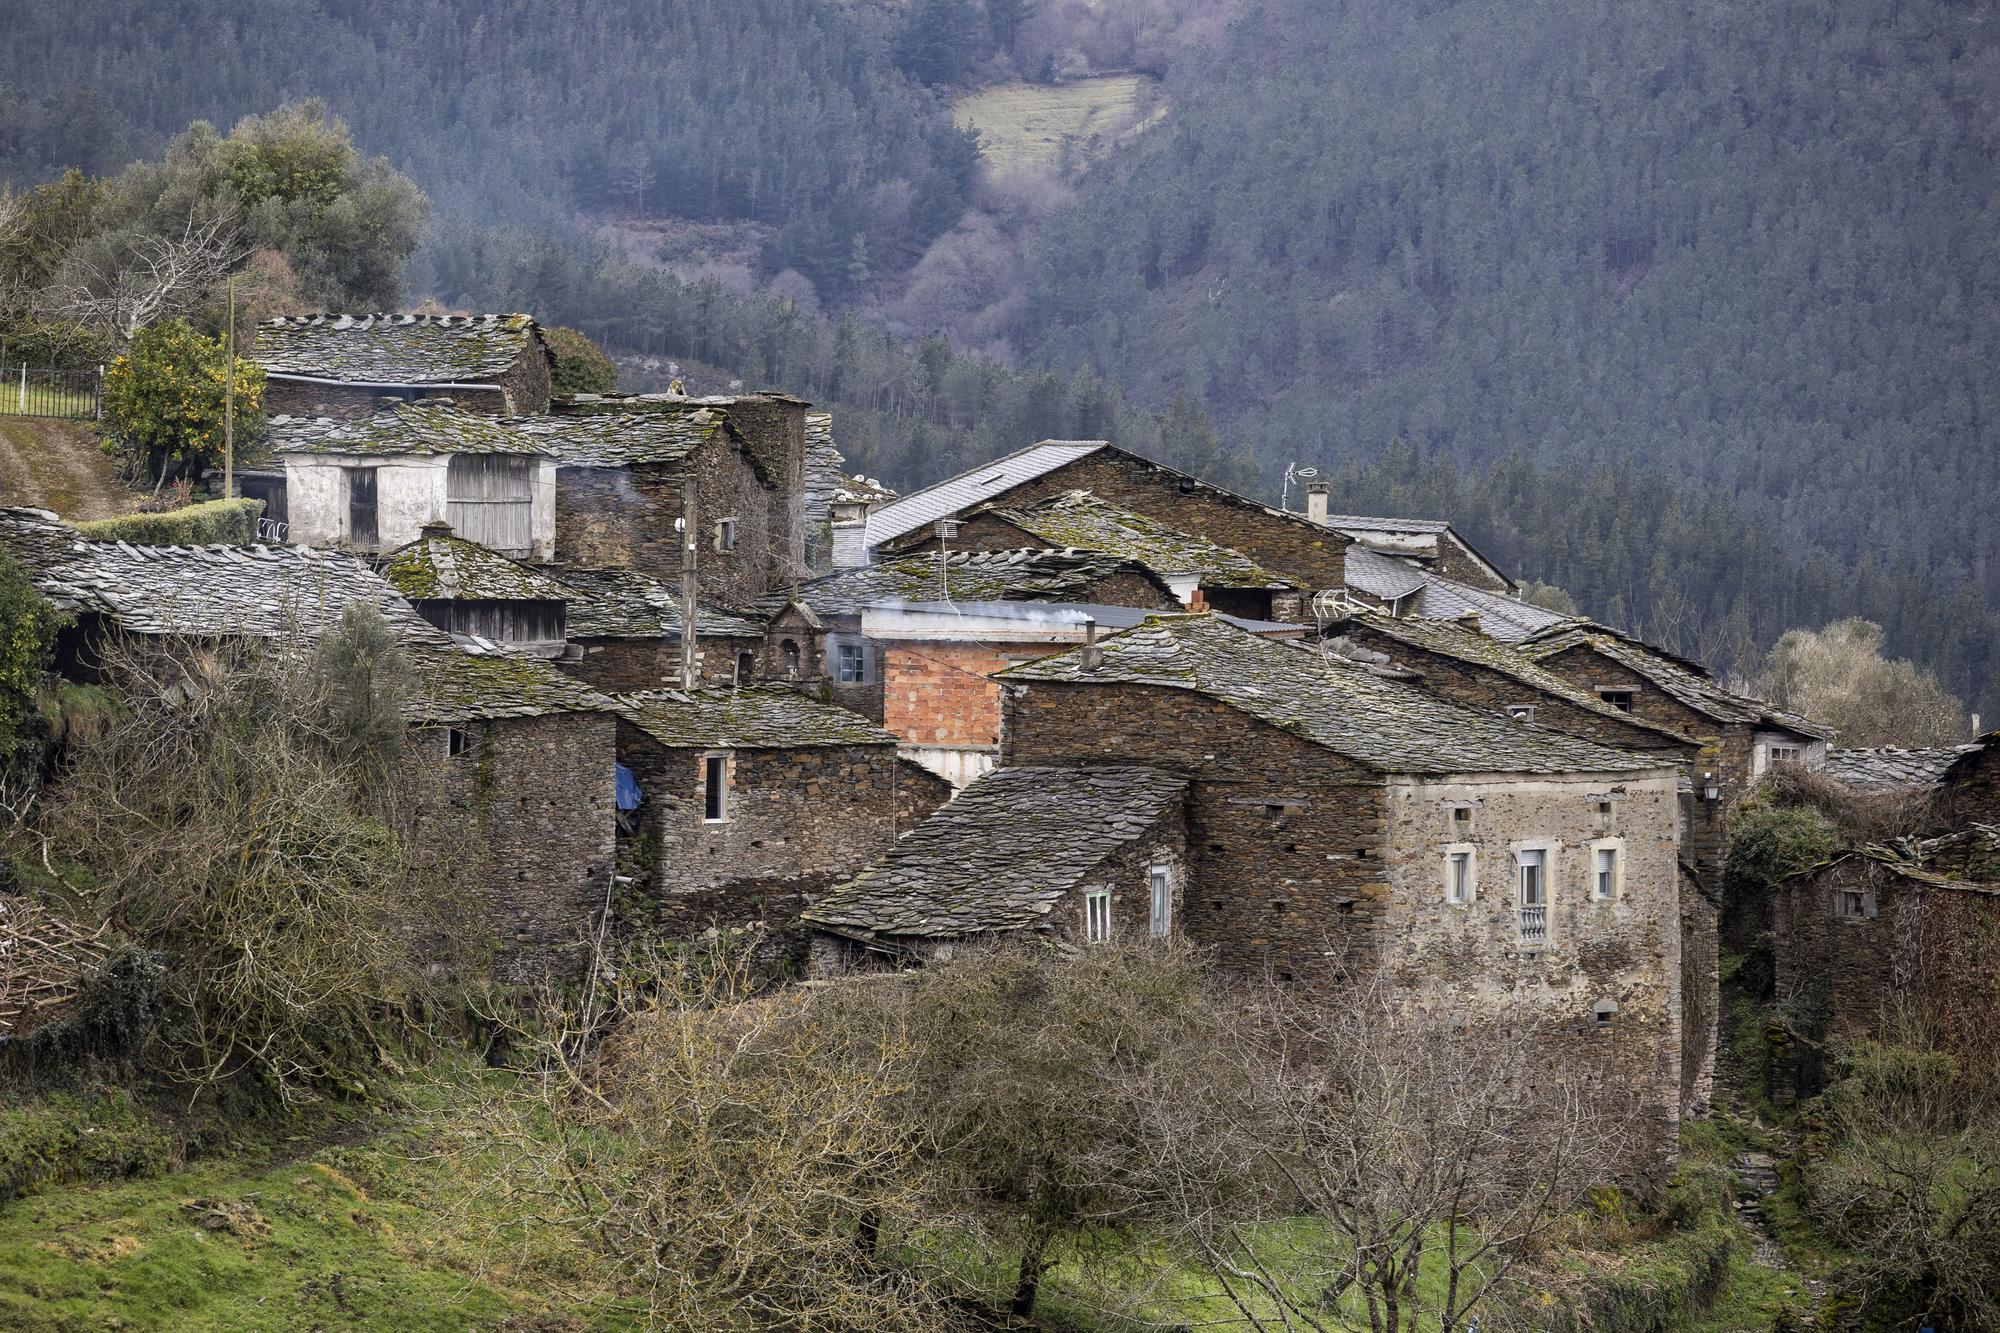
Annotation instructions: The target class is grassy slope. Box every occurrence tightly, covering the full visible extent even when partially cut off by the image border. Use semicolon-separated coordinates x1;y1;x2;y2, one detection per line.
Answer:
953;76;1158;174
0;419;137;522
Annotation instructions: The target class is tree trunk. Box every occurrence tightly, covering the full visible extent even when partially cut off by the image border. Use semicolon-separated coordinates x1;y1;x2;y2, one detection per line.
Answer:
855;1208;880;1259
1011;1238;1049;1318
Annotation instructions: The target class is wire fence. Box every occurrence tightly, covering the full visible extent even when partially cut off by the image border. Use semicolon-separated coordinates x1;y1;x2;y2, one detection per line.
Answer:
0;364;103;420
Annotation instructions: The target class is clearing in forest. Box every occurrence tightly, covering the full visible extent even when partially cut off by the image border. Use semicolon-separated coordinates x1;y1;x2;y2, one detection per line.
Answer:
954;75;1161;173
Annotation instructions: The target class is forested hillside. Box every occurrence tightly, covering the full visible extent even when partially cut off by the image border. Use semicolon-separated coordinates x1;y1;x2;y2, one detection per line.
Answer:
3;0;1995;706
1028;0;2000;609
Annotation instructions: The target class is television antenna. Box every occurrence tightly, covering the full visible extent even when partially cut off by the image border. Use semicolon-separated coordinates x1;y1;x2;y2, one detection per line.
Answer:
1280;463;1319;513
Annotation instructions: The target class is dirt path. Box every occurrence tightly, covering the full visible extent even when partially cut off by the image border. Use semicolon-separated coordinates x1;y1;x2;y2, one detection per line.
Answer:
0;418;139;521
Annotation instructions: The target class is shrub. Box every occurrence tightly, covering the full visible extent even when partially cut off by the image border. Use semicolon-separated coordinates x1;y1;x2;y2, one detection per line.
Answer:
0;1088;177;1204
102;320;264;479
74;496;263;546
0;553;64;781
544;325;619;395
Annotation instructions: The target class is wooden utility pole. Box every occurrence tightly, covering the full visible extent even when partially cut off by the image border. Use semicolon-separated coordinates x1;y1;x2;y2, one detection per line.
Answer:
222;275;236;501
679;477;699;691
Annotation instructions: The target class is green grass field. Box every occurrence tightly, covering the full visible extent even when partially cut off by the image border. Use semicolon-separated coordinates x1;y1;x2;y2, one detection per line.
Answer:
953;75;1161;173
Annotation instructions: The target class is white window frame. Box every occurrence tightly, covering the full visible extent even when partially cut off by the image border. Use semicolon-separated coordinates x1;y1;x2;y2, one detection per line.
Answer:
1148;864;1173;938
701;751;731;823
1768;743;1802;766
1588;838;1624;902
835;642;867;684
1505;704;1536;722
1442;844;1477;906
1084;888;1112;944
1514;842;1556;945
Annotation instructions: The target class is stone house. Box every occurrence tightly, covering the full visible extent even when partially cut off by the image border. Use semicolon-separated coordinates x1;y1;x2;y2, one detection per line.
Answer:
817;614;1689;1170
1823;745;1976;796
804;765;1190;962
613;685;951;937
0;507;620;984
550;565;788;693
876;488;1308;622
1934;731;2000;827
262;405;560;559
1517;623;1831;891
1341;546;1578;639
379;523;570;655
1773;829;2000;1067
255;313;553;420
549;392;810;603
787;547;1187;783
860;440;1352;592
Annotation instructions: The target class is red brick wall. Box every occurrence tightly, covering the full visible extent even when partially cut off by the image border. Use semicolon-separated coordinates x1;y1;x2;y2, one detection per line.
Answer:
881;640;1061;748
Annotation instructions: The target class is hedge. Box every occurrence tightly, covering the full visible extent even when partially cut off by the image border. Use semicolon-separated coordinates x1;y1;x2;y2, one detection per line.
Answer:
74;498;264;546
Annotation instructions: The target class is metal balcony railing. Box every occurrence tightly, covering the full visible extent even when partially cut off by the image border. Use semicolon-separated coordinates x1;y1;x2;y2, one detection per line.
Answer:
1519;906;1547;945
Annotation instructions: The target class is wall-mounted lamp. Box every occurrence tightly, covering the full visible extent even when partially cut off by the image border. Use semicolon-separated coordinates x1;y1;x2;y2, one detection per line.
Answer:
1701;772;1721;801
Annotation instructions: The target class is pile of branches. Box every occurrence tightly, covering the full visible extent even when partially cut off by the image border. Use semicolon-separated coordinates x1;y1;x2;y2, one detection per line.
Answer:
0;893;107;1041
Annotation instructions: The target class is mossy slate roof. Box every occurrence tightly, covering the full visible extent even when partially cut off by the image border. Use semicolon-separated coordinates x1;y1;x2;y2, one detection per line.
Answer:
792;548;1172;615
268;405;552;457
994;489;1299;589
0;508;615;723
999;614;1662;776
381;530;570;602
803;765;1189;939
1824;746;1975;793
551;566;765;639
1521;626;1832;738
256;313;540;385
1333;610;1691;746
615;685;897;749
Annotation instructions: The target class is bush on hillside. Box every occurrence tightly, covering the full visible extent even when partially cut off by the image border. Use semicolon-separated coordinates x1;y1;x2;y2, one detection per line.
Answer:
102;320;263;480
74;496;262;546
0;553;64;782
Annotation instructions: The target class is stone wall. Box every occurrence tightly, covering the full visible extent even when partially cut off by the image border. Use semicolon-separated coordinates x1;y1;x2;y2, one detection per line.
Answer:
1377;770;1685;1179
1431;534;1510;591
1680;867;1720;1117
497;341;554;416
618;730;949;937
1937;740;2000;826
1004;451;1351;591
559;634;765;693
408;711;617;984
1002;680;1390;985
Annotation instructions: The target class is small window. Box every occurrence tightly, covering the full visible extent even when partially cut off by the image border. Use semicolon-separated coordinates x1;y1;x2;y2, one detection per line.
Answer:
1446;850;1474;905
715;518;738;552
1594;846;1619;901
1518;849;1548;945
1769;744;1802;766
836;643;866;684
1593;998;1619;1025
782;638;801;675
1836;888;1872;920
735;651;755;685
1085;889;1112;943
1449;804;1474;832
1506;704;1536;722
1598;689;1635;713
1148;865;1172;937
703;754;729;822
447;726;473;757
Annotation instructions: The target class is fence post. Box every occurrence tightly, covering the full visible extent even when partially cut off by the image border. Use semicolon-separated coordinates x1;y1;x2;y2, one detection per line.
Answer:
18;364;25;415
97;365;106;421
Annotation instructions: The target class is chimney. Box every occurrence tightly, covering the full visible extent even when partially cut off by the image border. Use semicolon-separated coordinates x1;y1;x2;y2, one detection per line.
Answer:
1306;481;1331;526
1081;617;1102;672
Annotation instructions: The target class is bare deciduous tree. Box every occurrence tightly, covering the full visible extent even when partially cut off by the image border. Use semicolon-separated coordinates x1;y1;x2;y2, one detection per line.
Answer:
1758;618;1968;747
1137;972;1637;1333
43;207;244;342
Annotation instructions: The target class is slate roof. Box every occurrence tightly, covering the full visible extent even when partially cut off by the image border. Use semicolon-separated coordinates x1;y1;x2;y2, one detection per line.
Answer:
1325;514;1453;536
1940;732;1999;791
1342;546;1430;603
1000;614;1662;775
268;405;552;457
802;766;1190;940
1823;746;1974;793
551;566;765;639
256;313;541;385
405;645;619;724
616;685;898;750
0;506;444;641
791;548;1175;616
380;527;570;602
0;508;612;723
1790;826;2000;900
863;440;1109;547
1404;573;1577;640
993;490;1300;589
1521;626;1833;739
1330;610;1692;746
526;405;727;469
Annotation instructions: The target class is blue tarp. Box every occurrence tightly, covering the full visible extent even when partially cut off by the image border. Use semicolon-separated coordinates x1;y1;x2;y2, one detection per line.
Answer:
615;763;643;811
